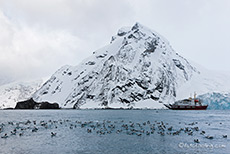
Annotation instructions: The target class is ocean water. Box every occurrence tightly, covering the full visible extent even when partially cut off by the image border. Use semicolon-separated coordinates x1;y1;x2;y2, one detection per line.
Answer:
0;110;229;154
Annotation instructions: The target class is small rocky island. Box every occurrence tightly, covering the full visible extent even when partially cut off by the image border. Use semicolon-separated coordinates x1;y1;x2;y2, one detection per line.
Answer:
15;98;59;109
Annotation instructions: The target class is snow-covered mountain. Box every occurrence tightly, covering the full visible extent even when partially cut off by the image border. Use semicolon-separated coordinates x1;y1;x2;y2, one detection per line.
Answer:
33;23;230;109
0;80;43;109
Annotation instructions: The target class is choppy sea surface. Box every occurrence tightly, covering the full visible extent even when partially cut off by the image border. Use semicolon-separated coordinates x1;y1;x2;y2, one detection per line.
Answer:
0;110;229;154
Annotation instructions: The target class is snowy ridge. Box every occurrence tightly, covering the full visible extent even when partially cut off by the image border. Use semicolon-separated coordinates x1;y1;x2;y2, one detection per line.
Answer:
33;23;203;109
0;79;43;109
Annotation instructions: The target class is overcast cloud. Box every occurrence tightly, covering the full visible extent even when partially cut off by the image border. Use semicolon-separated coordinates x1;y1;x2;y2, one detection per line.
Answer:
0;0;230;85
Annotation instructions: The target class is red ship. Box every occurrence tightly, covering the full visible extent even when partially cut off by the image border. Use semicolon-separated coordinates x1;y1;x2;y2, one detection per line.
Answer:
164;94;208;110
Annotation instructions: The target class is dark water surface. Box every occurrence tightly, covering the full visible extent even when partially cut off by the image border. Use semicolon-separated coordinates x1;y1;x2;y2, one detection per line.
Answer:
0;110;229;154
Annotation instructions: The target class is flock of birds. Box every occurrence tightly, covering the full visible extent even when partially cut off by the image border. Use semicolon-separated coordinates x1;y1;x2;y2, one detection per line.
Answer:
0;119;228;144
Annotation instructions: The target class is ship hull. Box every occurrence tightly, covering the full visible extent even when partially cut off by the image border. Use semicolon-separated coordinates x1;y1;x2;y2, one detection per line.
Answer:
164;104;208;110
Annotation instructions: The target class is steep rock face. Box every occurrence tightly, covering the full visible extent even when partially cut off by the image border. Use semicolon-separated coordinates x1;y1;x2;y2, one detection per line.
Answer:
33;23;198;108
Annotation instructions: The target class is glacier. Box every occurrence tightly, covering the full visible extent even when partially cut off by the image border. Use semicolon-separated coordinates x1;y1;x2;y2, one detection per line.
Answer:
198;92;230;110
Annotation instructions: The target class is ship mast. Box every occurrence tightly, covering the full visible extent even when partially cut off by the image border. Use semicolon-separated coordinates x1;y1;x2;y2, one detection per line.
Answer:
194;92;196;99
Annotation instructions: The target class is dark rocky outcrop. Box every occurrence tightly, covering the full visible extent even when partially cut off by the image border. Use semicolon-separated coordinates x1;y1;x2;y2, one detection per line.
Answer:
39;102;59;109
15;98;37;109
15;98;59;109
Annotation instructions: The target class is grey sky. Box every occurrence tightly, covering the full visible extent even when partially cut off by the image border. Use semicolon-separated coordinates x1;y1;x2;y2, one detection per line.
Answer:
0;0;230;84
